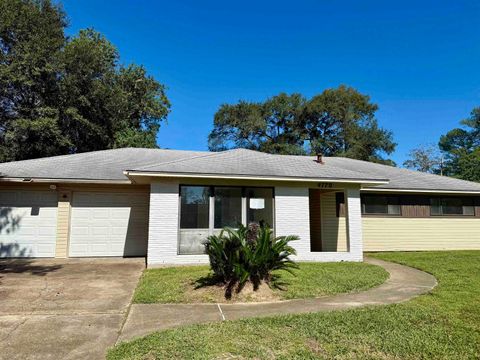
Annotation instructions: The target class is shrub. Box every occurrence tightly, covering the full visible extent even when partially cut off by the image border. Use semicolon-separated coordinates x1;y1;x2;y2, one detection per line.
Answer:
204;224;299;296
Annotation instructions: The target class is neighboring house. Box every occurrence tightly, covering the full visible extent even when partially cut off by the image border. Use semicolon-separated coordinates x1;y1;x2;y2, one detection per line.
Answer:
0;148;479;266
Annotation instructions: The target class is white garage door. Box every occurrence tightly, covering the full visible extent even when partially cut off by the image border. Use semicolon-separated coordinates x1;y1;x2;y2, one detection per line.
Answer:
0;190;58;258
69;191;149;257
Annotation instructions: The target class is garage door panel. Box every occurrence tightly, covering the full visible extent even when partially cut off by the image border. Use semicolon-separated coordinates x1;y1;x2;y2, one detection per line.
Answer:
69;192;149;257
0;190;58;258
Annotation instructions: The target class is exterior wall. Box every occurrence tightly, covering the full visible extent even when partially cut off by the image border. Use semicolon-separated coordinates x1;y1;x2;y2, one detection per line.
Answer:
275;187;311;258
275;186;363;262
55;191;72;258
147;181;209;266
363;217;480;251
320;192;348;252
0;183;149;258
344;187;363;261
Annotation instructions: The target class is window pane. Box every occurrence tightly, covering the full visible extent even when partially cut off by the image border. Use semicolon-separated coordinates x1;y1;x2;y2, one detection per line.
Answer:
442;198;463;215
430;197;474;216
246;188;273;227
180;186;209;228
387;196;401;215
430;198;442;215
388;204;401;215
179;230;209;255
363;196;388;214
214;187;242;228
179;186;210;255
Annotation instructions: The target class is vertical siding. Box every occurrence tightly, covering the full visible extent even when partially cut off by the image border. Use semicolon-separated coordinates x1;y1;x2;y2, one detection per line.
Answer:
363;217;480;251
320;192;348;252
55;191;71;258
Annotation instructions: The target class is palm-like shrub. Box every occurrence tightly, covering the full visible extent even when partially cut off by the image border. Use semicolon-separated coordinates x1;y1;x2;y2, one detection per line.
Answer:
204;224;299;296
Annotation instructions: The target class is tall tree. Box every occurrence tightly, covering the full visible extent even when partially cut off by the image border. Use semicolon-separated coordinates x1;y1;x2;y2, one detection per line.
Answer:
0;0;70;161
0;0;170;161
302;85;395;163
209;86;396;163
439;107;480;182
403;144;443;174
209;93;306;155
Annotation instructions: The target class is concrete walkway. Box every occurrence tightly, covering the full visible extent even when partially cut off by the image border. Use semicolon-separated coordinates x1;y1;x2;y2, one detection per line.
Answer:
118;257;437;343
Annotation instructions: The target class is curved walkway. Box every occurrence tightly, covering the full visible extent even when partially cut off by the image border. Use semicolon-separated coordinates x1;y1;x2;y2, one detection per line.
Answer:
117;257;437;344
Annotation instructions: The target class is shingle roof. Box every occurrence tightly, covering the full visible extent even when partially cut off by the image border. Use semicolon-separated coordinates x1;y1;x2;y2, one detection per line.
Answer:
128;148;387;182
0;148;206;181
0;147;479;193
325;157;480;192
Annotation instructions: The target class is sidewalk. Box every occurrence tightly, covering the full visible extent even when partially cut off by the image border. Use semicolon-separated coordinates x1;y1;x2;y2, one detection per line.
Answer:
117;257;437;343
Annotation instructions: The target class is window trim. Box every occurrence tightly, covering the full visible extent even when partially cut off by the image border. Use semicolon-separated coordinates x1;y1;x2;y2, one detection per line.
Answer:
178;185;275;255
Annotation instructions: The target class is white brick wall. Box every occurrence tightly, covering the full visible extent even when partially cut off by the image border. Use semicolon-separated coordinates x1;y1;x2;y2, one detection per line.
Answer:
275;187;311;258
274;186;363;262
344;187;363;261
147;182;364;266
147;181;209;267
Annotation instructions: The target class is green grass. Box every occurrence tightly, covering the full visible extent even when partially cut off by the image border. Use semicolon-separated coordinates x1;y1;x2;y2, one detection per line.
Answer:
133;262;389;303
111;251;480;359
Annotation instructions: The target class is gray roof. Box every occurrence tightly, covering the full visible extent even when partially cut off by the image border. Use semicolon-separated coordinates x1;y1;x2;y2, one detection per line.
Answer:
0;148;207;181
129;149;387;183
0;147;479;193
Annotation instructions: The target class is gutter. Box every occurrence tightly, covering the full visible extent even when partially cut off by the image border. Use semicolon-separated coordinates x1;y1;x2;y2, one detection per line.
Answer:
123;170;390;186
0;177;132;185
362;187;480;195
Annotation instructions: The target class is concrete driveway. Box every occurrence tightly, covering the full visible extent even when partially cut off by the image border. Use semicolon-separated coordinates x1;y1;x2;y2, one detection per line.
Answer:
0;258;144;360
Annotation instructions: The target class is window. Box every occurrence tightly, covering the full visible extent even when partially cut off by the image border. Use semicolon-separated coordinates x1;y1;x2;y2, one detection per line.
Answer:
179;186;274;255
179;186;210;255
362;195;401;215
180;186;210;228
430;197;474;216
246;187;274;227
214;187;242;228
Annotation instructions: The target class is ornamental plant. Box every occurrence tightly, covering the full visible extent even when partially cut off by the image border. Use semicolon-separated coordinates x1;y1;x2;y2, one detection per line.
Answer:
203;223;299;296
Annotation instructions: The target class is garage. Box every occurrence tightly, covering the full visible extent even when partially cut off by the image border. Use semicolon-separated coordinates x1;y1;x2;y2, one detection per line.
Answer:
69;191;149;257
0;190;58;258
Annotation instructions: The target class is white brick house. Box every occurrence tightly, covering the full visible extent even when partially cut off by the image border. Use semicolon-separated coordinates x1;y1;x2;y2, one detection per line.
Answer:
0;147;479;265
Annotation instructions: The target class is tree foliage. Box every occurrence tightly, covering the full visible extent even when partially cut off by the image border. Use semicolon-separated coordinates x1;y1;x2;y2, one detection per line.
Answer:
439;107;480;182
204;224;298;298
0;0;170;161
403;144;443;174
208;86;396;163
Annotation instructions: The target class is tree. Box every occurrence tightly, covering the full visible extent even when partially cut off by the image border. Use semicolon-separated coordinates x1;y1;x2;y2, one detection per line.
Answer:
209;85;396;163
439;107;480;182
0;0;170;161
208;93;306;155
0;0;70;160
302;85;395;163
403;144;443;174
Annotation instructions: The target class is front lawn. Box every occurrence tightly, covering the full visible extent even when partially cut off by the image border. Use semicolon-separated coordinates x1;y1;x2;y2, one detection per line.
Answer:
133;262;389;303
110;251;480;359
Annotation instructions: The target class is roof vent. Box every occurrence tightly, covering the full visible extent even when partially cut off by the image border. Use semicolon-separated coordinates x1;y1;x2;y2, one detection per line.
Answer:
316;153;324;164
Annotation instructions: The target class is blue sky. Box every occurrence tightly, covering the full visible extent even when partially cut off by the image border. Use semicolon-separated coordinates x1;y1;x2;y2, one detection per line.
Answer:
63;0;480;164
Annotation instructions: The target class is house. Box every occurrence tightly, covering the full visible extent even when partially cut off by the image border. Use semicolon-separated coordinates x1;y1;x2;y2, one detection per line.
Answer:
0;147;479;266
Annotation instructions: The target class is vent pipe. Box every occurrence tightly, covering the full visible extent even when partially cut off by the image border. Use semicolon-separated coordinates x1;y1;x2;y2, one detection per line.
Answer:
316;153;324;164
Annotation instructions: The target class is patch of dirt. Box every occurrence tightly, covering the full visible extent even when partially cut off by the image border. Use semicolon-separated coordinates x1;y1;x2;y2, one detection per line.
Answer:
185;280;281;303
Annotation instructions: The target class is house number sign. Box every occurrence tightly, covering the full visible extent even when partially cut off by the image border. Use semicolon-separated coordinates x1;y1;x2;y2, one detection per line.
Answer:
318;183;333;189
